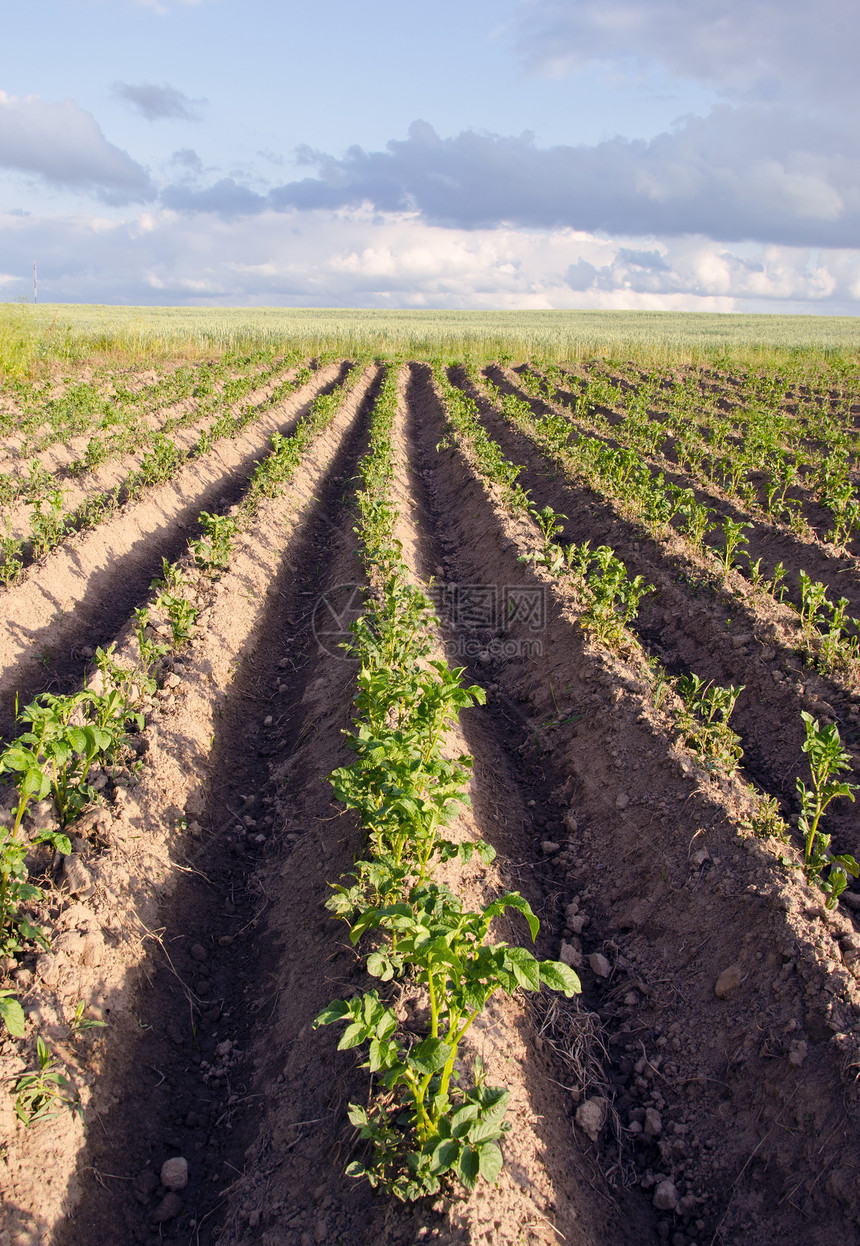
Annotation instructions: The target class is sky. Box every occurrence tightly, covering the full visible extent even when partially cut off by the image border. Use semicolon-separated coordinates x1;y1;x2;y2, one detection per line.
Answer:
0;0;858;314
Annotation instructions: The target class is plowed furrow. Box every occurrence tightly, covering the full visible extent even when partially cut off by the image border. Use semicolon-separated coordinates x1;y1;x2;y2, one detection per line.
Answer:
398;368;653;1245
24;371;381;1246
0;363;306;545
494;366;860;616
456;370;860;864
409;363;860;1246
0;364;348;740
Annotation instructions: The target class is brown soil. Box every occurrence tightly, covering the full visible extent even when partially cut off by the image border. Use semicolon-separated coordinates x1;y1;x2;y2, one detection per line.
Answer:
407;365;860;1245
1;361;859;1246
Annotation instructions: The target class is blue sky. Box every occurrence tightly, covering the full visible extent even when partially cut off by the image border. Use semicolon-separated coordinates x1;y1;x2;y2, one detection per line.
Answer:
1;0;858;312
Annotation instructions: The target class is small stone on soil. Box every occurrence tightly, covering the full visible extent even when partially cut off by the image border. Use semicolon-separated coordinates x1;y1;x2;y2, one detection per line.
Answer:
653;1179;679;1212
160;1156;189;1191
190;943;207;962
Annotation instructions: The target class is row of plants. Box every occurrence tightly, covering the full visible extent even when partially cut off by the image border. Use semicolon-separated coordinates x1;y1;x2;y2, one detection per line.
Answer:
434;367;858;910
478;368;860;684
63;353;303;482
0;359;217;500
0;364;365;1109
0;342;289;462
530;360;860;552
0;355;320;587
314;367;580;1201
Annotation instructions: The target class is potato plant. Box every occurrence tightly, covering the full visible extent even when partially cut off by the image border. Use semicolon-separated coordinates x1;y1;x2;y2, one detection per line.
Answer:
315;368;580;1200
0;681;139;977
796;711;858;907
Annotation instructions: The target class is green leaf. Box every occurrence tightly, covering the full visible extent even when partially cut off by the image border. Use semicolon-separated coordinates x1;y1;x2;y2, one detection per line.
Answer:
468;1118;506;1145
313;999;350;1028
450;1103;480;1135
429;1138;459;1174
407;1037;452;1076
506;946;541;992
366;951;395;981
0;994;26;1038
21;767;50;801
347;1103;369;1128
486;892;539;941
0;747;34;775
478;1141;504;1184
457;1145;480;1190
538;959;582;997
338;1022;367;1050
475;1086;511;1123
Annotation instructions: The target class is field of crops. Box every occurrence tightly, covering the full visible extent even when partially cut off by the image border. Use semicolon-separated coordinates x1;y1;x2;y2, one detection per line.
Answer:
1;327;860;1246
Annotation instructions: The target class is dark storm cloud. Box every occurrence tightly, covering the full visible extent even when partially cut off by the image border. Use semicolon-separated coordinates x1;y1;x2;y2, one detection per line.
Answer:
0;92;154;203
161;176;267;216
255;113;859;248
112;81;204;121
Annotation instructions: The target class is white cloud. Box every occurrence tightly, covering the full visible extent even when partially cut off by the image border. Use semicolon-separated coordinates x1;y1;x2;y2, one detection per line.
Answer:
0;92;153;203
2;205;858;313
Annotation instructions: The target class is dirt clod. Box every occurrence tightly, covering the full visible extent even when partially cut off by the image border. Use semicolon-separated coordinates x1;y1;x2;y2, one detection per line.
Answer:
589;952;612;978
63;854;94;897
714;964;743;997
575;1097;608;1141
152;1193;183;1223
